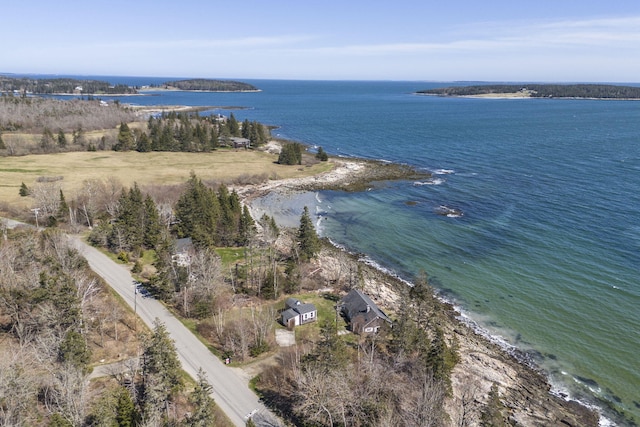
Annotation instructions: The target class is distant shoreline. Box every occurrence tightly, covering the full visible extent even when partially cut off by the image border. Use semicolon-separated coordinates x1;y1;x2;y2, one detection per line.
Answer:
419;92;640;100
138;87;262;93
417;83;640;100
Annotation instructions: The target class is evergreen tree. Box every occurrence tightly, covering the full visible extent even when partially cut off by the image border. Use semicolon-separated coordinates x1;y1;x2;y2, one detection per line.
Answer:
174;173;220;248
58;329;91;372
0;131;5;149
277;142;303;165
254;121;267;145
209;123;219;150
41;127;54;151
219;123;232;147
238;205;256;246
149;233;176;301
409;270;439;329
115;386;139;427
297;206;320;261
194;122;208;151
241;118;251;139
136;131;151;152
57;189;69;222
159;122;174;151
143;194;161;250
303;319;349;370
216;184;240;246
110;183;145;252
114;122;135;151
177;121;193;151
141;319;182;421
480;383;511;427
19;182;30;197
185;369;216;427
57;129;67;148
315;146;328;161
424;326;459;392
227;112;240;136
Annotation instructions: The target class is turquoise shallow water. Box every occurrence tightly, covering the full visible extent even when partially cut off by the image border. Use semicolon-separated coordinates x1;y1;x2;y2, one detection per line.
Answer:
46;77;640;424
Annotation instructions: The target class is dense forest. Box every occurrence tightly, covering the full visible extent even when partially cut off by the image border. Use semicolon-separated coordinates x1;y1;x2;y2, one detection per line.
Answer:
418;83;640;99
0;76;137;94
157;79;258;92
115;111;269;152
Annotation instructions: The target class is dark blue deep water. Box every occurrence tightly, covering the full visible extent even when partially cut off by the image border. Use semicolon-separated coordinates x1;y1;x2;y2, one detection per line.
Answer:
42;77;640;423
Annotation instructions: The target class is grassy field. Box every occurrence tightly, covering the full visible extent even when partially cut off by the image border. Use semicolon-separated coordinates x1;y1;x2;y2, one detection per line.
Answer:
0;149;334;209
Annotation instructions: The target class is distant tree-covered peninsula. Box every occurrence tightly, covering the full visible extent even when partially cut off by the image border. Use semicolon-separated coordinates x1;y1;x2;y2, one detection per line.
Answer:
158;79;259;92
417;84;640;99
0;76;259;95
0;76;136;95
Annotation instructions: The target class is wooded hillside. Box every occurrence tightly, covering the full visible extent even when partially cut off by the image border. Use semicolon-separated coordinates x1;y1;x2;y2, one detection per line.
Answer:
0;76;137;94
159;79;258;91
418;83;640;99
0;95;136;133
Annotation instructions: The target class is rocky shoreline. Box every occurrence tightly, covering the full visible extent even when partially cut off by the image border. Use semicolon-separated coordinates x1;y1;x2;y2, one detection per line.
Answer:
239;153;600;426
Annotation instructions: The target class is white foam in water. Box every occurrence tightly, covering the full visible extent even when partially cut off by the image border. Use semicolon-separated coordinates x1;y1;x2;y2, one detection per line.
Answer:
325;238;619;426
413;178;445;186
433;168;455;175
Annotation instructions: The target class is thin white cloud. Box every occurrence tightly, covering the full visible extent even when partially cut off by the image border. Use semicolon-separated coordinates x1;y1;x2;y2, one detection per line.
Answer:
93;35;315;51
275;15;640;56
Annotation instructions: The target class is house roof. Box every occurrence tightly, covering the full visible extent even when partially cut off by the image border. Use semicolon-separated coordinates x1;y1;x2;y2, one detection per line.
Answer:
285;298;316;315
340;289;392;325
296;303;316;315
174;237;193;253
285;298;301;309
281;308;299;324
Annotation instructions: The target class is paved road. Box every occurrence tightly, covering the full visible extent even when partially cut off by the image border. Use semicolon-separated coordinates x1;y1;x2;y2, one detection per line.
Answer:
70;236;279;427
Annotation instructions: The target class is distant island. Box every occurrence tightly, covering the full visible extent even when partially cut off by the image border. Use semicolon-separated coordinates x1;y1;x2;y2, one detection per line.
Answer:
0;76;137;95
152;79;259;92
0;76;259;95
417;83;640;99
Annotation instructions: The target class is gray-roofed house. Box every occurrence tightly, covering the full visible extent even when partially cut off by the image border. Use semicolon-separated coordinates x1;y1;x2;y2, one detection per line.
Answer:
171;237;194;267
339;289;392;334
230;136;250;149
280;298;317;329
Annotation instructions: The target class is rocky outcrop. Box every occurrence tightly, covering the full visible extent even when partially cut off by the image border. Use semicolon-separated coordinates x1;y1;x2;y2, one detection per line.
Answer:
315;244;599;427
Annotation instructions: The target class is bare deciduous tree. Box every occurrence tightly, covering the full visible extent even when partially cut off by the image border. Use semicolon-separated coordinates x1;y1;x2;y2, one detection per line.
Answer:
42;364;90;426
31;181;62;218
0;346;39;426
456;374;481;427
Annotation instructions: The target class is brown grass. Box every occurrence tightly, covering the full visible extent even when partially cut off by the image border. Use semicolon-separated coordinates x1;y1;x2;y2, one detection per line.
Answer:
0;149;334;209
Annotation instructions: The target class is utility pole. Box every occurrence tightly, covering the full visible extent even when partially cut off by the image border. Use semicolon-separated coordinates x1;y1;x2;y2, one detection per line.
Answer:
30;208;40;228
133;281;138;333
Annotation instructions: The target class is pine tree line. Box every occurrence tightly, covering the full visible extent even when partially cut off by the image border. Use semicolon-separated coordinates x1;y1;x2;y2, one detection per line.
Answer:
112;111;269;153
0;76;137;95
277;142;303;165
87;175;255;257
174;173;256;248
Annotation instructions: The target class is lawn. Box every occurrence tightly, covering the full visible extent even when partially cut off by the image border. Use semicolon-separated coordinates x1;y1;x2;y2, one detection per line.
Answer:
0;149;334;210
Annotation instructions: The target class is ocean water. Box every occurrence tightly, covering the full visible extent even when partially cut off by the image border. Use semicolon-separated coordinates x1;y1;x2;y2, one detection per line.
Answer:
43;77;639;424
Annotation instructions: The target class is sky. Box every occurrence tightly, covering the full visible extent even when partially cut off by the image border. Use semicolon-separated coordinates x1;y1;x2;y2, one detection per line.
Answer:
3;0;640;82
